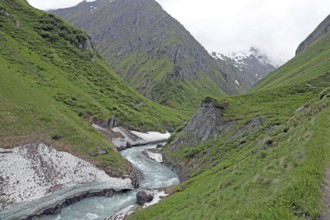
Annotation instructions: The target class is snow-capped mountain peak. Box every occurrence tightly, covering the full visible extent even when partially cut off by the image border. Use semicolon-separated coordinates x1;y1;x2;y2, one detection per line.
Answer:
210;47;278;91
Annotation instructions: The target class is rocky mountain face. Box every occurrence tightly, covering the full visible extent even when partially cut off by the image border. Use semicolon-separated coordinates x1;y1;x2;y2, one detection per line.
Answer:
296;14;330;55
169;97;233;150
50;0;242;109
211;47;277;90
165;97;234;180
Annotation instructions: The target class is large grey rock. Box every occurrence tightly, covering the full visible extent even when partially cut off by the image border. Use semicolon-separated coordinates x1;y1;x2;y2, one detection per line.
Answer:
136;191;153;205
107;116;117;128
230;116;264;140
169;97;234;149
164;98;234;180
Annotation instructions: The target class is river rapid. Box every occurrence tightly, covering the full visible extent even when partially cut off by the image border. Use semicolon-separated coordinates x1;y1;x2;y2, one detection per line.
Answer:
39;143;180;220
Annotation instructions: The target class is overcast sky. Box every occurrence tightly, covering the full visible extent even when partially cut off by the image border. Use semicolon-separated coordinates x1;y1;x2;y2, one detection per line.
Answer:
27;0;330;64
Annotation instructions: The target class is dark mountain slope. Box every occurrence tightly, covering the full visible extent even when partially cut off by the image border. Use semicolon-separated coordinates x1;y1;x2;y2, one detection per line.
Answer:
50;0;242;109
0;0;186;177
128;14;330;219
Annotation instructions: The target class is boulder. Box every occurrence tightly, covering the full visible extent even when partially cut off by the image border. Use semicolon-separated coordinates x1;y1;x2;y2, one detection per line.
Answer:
256;136;273;149
136;191;153;205
96;146;108;155
107;116;117;128
319;87;330;100
156;144;163;148
126;142;132;148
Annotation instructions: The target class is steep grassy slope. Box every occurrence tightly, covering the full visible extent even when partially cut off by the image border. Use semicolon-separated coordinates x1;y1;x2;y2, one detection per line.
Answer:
296;14;330;55
50;0;242;109
128;18;330;219
0;0;187;176
253;33;330;92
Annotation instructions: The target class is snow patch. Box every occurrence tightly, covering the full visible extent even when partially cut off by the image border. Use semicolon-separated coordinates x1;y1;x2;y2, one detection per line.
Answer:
89;6;97;11
235;80;241;86
106;205;135;220
0;144;133;210
145;150;163;163
112;127;146;146
130;131;171;142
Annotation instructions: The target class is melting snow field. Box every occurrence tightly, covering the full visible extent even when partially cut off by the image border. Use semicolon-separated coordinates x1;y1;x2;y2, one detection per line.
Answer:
130;130;171;142
0;143;132;210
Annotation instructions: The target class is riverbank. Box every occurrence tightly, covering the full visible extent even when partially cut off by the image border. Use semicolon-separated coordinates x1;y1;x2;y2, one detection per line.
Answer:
0;183;133;220
39;142;179;219
0;130;177;219
0;143;133;211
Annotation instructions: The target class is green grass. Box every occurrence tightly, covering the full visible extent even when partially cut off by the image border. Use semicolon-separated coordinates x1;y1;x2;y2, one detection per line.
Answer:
130;77;330;220
2;1;330;218
129;32;330;219
113;50;225;109
0;0;187;175
253;33;330;92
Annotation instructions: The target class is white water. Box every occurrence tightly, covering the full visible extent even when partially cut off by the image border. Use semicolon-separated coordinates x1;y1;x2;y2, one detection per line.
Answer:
39;143;179;220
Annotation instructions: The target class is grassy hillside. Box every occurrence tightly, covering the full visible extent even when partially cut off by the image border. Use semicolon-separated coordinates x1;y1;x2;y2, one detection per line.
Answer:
253;33;330;92
0;0;187;176
128;26;330;219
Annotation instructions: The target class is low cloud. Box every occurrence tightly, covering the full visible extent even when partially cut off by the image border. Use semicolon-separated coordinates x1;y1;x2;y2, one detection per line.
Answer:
156;0;330;62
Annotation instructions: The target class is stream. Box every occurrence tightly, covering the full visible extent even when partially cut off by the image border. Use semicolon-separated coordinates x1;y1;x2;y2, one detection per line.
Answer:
39;143;180;220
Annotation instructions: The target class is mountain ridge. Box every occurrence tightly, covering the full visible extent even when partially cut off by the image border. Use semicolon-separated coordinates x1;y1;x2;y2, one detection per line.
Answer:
211;47;277;90
296;14;330;55
50;0;243;109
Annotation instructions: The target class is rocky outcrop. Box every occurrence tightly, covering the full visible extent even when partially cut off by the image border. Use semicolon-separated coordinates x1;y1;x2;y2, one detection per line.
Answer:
164;98;234;180
319;87;330;99
229;116;264;140
136;191;154;205
169;97;234;150
0;8;10;16
296;14;330;55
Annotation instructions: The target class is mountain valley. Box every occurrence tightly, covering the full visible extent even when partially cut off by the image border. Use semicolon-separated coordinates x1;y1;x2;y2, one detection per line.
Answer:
0;0;330;219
